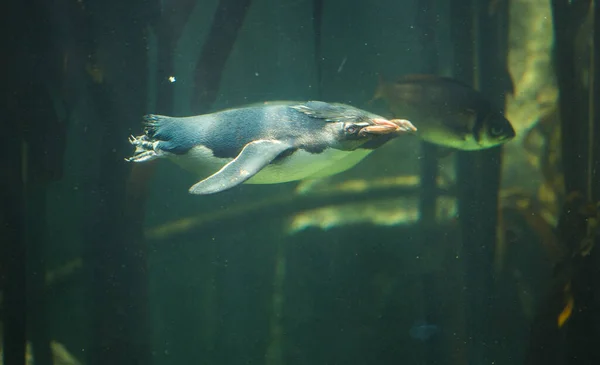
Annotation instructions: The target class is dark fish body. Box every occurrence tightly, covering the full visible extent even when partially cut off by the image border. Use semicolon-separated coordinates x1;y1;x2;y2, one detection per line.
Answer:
373;74;516;150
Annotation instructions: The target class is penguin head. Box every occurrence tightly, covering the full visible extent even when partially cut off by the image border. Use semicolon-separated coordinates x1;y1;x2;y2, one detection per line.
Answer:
291;101;416;151
328;113;415;151
330;119;381;150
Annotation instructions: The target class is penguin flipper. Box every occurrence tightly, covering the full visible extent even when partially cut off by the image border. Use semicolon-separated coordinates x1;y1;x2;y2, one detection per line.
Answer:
189;139;293;195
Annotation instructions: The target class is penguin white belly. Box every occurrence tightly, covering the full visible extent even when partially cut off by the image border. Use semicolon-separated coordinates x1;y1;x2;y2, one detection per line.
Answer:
167;145;232;180
167;145;371;185
304;148;373;179
247;147;367;184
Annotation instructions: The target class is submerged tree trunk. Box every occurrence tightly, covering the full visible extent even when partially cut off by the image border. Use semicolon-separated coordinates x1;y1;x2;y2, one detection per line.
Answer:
2;0;68;364
452;0;511;364
72;1;153;364
192;0;253;113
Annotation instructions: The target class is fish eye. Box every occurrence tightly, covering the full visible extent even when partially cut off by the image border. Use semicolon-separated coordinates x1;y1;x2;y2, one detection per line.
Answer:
490;125;504;136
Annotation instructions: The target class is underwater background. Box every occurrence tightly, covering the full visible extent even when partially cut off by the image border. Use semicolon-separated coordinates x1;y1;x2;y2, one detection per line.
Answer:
2;0;600;365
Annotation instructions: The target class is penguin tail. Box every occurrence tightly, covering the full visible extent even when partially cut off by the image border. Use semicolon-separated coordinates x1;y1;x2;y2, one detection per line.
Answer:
124;114;177;163
137;114;204;155
142;114;176;138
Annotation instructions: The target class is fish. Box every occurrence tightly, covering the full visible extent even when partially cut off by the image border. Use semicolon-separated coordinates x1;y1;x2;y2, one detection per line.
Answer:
371;74;516;150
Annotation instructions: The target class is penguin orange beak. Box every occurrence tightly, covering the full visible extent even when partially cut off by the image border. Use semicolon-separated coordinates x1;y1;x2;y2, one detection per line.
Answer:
360;118;417;136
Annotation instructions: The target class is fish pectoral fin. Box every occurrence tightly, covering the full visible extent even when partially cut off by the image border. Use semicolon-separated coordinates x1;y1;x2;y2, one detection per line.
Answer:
448;108;479;131
188;139;293;195
443;117;473;138
290;101;363;122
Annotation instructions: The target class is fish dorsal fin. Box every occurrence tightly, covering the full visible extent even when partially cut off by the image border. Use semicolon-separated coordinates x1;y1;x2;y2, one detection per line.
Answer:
290;101;366;122
394;74;474;90
188;139;293;195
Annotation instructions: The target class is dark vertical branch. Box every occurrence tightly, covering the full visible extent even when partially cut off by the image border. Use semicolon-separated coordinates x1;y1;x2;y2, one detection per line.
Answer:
458;0;510;363
415;1;441;364
25;188;52;365
2;0;68;363
565;1;600;364
449;0;475;86
451;0;511;364
1;108;27;365
590;1;600;199
23;82;64;365
1;151;26;365
76;2;153;364
61;5;115;364
25;1;69;364
551;0;591;196
155;0;198;114
2;0;28;360
448;3;475;365
416;0;439;228
192;0;253;113
524;2;599;365
313;0;324;98
2;0;28;356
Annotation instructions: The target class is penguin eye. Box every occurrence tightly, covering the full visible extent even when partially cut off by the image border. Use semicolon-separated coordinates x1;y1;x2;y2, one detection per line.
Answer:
345;124;359;134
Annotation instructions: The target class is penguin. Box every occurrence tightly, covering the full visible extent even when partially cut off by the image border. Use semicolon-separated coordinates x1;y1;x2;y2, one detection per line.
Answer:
125;100;416;195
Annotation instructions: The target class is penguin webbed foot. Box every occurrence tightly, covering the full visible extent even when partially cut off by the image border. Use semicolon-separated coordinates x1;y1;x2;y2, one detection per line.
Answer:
125;135;162;163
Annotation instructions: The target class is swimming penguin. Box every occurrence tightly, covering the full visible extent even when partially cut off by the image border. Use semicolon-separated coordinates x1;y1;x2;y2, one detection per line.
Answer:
125;100;417;195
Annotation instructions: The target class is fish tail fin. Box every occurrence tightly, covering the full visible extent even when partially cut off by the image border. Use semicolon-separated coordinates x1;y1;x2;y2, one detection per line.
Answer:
367;73;386;105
